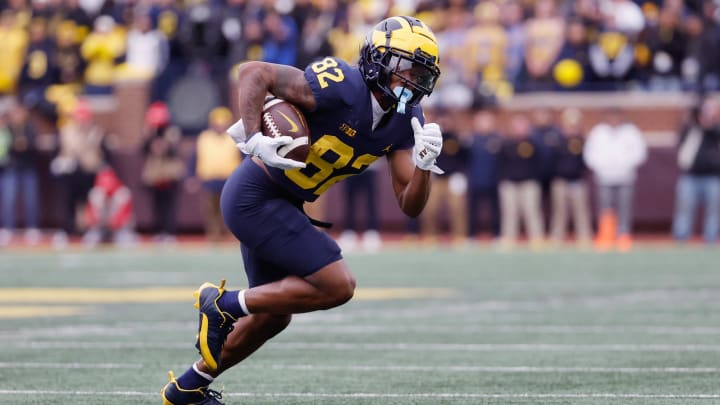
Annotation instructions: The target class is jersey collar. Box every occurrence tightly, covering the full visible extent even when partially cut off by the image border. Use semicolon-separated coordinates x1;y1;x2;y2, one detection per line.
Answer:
371;93;391;131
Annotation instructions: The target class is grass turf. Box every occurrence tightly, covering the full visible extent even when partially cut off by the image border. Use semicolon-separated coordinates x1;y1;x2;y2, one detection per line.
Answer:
0;243;718;404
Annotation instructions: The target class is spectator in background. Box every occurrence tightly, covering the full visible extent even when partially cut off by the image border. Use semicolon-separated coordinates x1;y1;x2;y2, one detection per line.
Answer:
223;1;264;69
62;0;93;37
338;166;382;253
295;10;334;69
186;106;241;243
584;108;647;251
0;10;28;96
588;11;637;90
328;17;363;64
53;20;85;87
501;0;526;89
522;0;565;91
262;8;298;67
641;6;687;91
550;108;592;247
0;110;10;170
150;0;188;101
553;17;590;91
572;0;602;34
467;108;501;240
0;100;40;246
116;6;168;83
604;0;646;36
467;2;508;93
435;6;472;88
141;101;184;244
497;113;544;249
683;1;720;93
18;17;55;100
84;165;135;247
50;99;106;247
672;97;720;244
420;103;469;246
530;107;562;226
81;15;125;95
179;0;224;66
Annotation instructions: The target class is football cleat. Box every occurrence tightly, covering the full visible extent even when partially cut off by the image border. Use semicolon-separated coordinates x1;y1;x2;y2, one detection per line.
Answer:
193;279;237;371
161;371;224;405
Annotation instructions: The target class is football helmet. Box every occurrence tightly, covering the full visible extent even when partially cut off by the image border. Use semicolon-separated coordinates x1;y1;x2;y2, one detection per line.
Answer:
359;16;441;108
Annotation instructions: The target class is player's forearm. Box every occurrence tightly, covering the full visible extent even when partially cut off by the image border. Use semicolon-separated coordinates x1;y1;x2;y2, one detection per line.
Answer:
235;62;273;135
396;168;432;218
235;62;316;136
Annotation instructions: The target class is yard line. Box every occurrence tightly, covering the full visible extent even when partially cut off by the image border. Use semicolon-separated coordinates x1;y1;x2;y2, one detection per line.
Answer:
262;364;720;373
5;341;720;352
4;362;716;373
4;322;720;339
0;362;141;369
273;342;720;352
0;390;718;399
286;324;720;335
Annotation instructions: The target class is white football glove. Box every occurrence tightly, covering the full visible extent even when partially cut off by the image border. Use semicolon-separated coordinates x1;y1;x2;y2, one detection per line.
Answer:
226;118;248;143
410;117;444;174
238;133;307;170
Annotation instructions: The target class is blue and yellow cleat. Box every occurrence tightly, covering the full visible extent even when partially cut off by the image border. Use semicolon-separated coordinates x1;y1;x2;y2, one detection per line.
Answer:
193;279;237;371
161;371;224;405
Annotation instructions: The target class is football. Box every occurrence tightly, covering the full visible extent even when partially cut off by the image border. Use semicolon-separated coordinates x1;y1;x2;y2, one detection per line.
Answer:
261;97;310;163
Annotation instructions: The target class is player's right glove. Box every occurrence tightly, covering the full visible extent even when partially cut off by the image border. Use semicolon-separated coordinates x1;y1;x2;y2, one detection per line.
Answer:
238;133;307;170
227;118;306;170
411;117;444;175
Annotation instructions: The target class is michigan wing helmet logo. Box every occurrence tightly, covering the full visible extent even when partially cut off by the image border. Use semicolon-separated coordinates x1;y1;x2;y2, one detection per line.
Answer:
359;16;441;108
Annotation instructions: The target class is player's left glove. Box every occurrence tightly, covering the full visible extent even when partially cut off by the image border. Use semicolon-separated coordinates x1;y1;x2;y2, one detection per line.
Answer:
410;117;444;175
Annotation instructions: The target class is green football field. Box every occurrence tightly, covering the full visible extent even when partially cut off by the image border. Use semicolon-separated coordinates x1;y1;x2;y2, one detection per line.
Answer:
1;243;719;404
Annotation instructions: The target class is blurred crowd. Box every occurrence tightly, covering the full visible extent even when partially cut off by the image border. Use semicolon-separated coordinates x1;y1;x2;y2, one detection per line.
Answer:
2;0;720;105
0;0;719;250
341;97;720;252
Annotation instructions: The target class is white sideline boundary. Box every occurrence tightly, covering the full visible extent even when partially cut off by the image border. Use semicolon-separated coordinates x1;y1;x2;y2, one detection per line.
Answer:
1;362;719;374
6;341;720;352
0;390;718;399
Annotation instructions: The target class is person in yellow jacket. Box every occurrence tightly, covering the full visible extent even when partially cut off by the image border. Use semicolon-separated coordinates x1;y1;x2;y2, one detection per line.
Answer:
0;10;29;95
186;107;242;242
80;15;125;94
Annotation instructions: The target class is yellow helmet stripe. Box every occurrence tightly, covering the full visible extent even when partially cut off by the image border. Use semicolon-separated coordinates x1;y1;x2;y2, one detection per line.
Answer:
373;16;440;65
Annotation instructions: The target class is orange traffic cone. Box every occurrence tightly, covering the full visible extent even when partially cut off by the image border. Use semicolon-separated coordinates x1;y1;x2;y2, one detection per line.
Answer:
594;210;617;252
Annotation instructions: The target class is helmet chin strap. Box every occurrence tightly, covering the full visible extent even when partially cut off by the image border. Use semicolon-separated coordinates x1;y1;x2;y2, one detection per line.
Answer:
393;86;413;114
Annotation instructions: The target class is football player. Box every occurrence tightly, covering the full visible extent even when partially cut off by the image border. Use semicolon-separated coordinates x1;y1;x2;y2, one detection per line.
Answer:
162;16;443;404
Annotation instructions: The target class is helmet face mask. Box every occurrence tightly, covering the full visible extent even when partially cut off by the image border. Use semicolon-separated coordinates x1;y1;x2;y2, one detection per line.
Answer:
360;16;441;109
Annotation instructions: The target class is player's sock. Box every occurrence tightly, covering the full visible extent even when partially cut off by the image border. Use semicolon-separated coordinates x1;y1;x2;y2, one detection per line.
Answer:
217;289;250;318
176;363;214;390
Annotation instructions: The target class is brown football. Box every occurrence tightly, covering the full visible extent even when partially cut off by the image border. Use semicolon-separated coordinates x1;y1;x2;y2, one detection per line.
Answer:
261;97;310;163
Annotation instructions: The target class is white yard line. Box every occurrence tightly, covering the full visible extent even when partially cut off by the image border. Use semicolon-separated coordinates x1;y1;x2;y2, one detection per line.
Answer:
3;322;720;340
5;341;720;352
0;390;718;399
1;362;718;373
0;362;141;369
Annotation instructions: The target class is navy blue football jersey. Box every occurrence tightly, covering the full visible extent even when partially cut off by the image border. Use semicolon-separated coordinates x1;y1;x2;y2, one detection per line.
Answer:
265;57;422;202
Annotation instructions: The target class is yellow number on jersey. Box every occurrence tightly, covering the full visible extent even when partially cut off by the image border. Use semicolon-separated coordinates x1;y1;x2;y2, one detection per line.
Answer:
285;135;380;196
311;57;344;89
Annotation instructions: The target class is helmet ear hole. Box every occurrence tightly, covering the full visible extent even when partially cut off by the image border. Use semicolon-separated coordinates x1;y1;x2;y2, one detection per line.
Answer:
366;67;377;81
